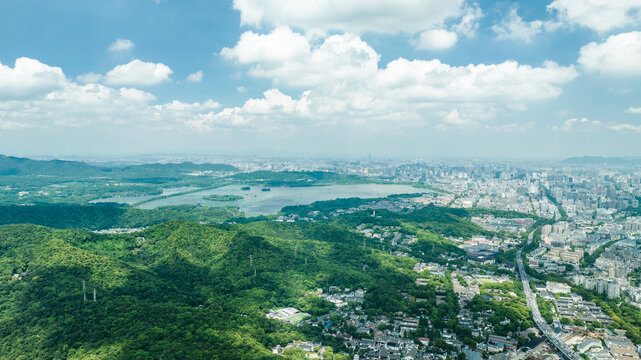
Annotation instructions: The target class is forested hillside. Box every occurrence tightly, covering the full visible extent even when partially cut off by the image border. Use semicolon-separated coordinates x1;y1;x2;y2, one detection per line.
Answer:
0;154;237;178
0;204;240;230
0;217;467;359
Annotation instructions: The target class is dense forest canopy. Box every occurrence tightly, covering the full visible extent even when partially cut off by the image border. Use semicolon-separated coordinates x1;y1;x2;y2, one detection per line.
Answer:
0;199;489;359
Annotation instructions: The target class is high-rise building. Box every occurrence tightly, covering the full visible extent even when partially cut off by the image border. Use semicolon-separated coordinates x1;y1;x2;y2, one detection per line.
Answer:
607;283;620;299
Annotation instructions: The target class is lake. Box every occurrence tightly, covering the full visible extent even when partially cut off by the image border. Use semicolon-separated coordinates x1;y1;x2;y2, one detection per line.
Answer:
135;184;427;216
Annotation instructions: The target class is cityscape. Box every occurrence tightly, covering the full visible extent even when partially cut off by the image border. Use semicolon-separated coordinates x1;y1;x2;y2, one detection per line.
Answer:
2;0;641;359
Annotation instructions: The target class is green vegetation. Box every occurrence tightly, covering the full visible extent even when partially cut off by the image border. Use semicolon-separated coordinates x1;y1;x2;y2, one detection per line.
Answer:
0;155;389;207
0;154;238;177
571;286;641;344
581;239;618;268
229;171;374;187
469;284;533;336
542;187;568;221
536;295;555;324
202;194;244;202
0;207;482;359
286;198;508;240
0;204;241;230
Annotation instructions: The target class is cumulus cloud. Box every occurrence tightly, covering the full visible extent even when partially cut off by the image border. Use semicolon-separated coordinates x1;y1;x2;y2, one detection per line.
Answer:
609;123;641;132
553;117;602;131
219;26;578;129
376;59;578;103
104;59;173;86
76;72;103;84
0;57;66;99
108;39;135;53
492;8;544;43
453;3;484;37
186;70;203;83
578;32;641;76
231;0;485;50
416;29;458;50
439;109;477;127
627;106;641;114
0;57;230;132
221;27;310;64
548;0;641;33
232;0;465;35
184;89;310;131
224;27;578;102
222;28;379;88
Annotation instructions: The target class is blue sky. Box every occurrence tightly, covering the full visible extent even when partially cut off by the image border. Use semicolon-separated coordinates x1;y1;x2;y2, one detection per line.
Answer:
1;0;641;159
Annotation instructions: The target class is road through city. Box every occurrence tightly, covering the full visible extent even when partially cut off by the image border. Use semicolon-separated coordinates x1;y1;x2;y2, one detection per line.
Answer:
517;229;583;360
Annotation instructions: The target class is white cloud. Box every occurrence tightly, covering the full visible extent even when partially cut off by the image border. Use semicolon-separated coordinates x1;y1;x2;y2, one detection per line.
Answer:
216;28;577;131
416;29;458;50
376;59;578;103
440;109;477;127
0;57;231;132
223;28;379;88
224;28;577;102
104;59;173;86
626;106;641;114
186;70;203;83
548;0;641;33
492;8;544;43
232;0;465;35
553;117;602;131
0;57;66;99
578;32;641;76
221;27;310;64
453;3;484;37
185;89;311;131
76;72;103;84
108;39;135;53
0;120;28;130
220;27;578;129
609;123;641;132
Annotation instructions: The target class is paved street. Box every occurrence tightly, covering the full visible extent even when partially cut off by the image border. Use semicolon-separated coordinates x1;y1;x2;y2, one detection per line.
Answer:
517;229;583;360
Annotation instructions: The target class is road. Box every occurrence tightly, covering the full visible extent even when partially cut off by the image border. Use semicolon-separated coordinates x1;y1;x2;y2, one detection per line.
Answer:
517;229;582;360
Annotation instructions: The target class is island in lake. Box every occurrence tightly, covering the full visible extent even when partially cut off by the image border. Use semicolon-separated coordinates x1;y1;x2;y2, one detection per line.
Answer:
202;194;244;201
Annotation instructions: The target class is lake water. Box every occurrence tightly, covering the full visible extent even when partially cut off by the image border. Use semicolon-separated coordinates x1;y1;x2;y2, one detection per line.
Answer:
135;184;427;216
89;187;197;205
90;195;155;205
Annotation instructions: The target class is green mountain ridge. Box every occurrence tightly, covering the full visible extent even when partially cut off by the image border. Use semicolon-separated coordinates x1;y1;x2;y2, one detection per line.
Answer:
0;211;472;359
0;154;238;177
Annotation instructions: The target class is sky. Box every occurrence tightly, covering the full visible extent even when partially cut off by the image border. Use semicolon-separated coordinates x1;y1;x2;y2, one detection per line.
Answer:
1;0;641;159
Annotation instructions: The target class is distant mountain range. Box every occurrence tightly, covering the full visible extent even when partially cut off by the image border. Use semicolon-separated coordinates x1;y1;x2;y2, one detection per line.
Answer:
561;156;641;166
0;154;238;177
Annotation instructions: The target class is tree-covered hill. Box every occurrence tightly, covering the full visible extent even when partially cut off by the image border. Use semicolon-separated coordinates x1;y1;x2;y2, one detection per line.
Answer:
0;218;460;359
0;204;240;230
0;154;237;178
228;170;372;187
